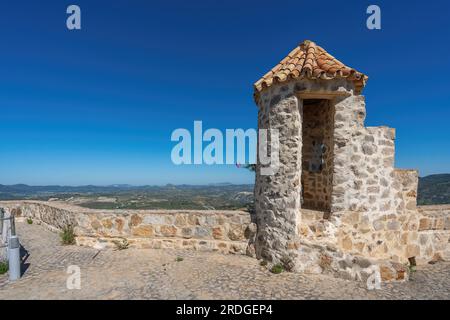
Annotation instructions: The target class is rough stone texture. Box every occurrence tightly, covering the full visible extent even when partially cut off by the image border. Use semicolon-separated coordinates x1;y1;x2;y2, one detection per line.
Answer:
0;199;448;284
1;222;449;299
301;99;334;212
254;87;302;268
416;205;450;264
253;76;450;278
331;94;397;216
328;170;422;264
0;201;253;255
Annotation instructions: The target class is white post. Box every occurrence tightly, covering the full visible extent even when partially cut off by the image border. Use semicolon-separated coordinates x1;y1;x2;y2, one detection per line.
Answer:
0;208;6;262
8;236;21;281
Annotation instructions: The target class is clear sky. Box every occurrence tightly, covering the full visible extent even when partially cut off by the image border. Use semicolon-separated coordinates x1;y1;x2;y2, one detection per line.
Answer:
1;0;449;185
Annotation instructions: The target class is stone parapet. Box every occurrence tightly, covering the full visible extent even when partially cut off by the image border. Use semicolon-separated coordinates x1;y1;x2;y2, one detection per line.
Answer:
416;205;450;263
0;201;255;255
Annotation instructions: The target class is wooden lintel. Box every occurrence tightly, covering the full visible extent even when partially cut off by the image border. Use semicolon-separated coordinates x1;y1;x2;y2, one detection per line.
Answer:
296;91;350;100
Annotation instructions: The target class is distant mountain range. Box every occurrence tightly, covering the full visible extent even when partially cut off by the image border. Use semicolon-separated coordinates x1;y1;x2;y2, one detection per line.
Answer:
417;174;450;205
0;183;252;200
0;174;449;206
0;183;256;210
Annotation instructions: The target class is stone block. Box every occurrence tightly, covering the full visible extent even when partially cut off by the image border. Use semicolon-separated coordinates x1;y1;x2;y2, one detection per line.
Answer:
342;236;353;251
367;186;380;194
160;225;177;237
362;143;376;155
435;218;445;230
445;217;450;230
143;215;166;225
379;265;394;281
90;219;102;230
181;227;193;238
130;214;142;227
406;244;420;258
102;218;113;229
115;218;125;232
195;226;211;238
387;220;400;231
373;219;385;231
212;227;223;240
419;218;431;231
132;225;154;237
405;200;416;210
174;215;187;226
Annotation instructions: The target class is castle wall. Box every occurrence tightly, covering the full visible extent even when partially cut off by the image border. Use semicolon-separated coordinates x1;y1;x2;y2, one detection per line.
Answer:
331;95;397;217
254;79;449;273
326;94;450;265
332;170;419;262
416;204;450;264
1;195;448;282
0;201;254;254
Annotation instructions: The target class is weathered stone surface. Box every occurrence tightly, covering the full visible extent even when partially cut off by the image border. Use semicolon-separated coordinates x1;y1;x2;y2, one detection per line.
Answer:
91;219;102;230
212;227;223;240
115;218;125;233
380;265;395;282
3;222;450;300
102;219;113;229
0;201;252;255
160;225;177;237
342;236;353;251
181;227;193;238
254;88;302;268
132;225;154;237
228;225;244;241
387;220;400;231
406;244;420;258
254;74;449;278
130;214;142;227
373;219;384;231
193;226;210;238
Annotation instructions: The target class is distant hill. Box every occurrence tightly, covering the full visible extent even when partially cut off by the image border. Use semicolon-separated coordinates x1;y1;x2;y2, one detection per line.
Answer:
417;174;450;205
0;183;255;210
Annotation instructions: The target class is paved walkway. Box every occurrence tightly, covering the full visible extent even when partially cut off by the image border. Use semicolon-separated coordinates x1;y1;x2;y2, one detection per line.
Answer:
0;222;449;300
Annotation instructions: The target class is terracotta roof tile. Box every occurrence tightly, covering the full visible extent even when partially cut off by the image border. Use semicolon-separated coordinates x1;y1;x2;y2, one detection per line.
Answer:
254;40;368;94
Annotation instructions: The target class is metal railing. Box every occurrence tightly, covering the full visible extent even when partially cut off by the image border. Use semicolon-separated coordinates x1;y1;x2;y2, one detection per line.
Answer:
0;208;21;281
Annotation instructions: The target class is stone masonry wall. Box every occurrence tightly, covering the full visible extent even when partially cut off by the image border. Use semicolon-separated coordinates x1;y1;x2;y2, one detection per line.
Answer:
327;92;449;266
331;95;397;217
254;85;302;266
416;205;450;264
254;78;356;270
301;99;334;212
0;201;254;255
333;169;421;263
304;169;449;266
254;77;449;278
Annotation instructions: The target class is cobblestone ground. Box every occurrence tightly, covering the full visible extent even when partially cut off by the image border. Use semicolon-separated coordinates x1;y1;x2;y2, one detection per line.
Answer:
0;222;449;300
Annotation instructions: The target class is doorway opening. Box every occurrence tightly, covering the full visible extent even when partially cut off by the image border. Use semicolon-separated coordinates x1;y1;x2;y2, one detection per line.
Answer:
301;99;334;213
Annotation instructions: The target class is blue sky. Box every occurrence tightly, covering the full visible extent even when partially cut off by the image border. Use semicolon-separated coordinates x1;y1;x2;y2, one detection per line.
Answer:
1;0;449;185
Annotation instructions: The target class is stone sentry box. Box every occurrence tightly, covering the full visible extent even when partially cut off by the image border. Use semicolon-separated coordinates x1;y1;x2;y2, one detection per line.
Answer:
252;40;444;275
0;41;446;282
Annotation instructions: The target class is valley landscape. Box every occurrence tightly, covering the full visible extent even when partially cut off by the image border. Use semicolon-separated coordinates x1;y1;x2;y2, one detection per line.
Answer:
0;174;448;210
0;183;254;211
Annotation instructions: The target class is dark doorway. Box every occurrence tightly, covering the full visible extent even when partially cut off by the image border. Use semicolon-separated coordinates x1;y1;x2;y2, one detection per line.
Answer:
301;99;334;212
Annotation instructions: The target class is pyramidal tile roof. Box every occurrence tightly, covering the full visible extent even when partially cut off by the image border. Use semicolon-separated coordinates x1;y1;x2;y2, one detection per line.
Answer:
254;40;368;94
